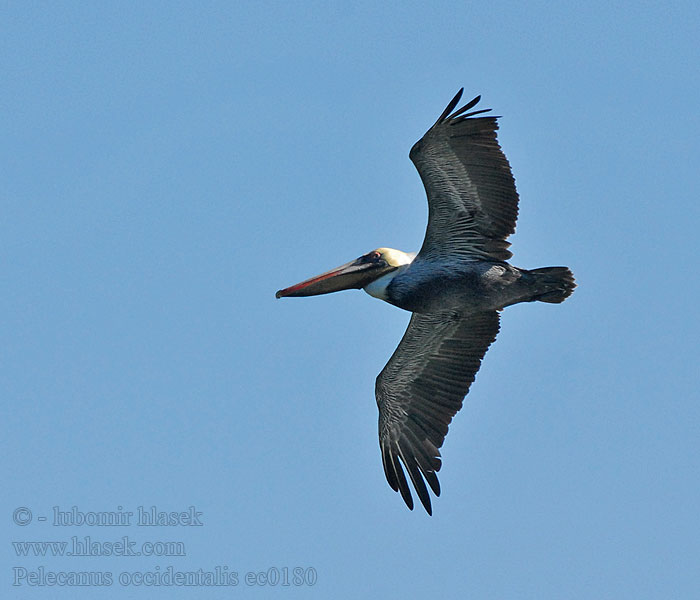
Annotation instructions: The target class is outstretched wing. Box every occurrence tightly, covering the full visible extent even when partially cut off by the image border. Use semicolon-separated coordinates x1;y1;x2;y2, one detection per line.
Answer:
410;89;519;262
376;310;500;514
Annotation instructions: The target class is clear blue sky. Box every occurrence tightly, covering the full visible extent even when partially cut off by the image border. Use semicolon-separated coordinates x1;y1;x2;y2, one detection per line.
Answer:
3;2;699;598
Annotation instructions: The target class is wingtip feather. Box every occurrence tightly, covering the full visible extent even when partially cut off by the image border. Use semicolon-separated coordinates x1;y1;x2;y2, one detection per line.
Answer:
432;88;464;127
397;445;433;515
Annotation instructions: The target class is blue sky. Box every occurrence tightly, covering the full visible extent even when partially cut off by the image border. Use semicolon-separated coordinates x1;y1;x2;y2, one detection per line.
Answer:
3;2;699;598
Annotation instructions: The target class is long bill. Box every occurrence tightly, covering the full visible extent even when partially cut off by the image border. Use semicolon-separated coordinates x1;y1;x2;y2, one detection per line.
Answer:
276;257;395;298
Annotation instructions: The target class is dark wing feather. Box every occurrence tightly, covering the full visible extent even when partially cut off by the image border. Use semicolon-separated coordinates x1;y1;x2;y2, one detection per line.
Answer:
410;89;519;261
376;310;500;514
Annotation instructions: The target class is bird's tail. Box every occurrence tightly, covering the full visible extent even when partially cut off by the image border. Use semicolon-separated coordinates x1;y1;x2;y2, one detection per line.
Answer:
525;267;576;304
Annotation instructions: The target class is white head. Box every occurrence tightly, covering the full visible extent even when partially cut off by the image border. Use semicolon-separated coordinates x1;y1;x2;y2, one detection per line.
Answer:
275;247;414;300
362;248;414;301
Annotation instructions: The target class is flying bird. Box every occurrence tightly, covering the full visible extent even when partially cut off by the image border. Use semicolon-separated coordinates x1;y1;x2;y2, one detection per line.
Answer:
276;89;575;514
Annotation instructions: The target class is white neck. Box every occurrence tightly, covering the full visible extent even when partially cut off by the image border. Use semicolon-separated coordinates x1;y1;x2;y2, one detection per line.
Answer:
362;248;414;302
363;265;408;301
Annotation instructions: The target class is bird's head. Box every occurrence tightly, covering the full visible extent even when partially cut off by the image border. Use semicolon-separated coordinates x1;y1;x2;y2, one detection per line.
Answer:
275;247;413;299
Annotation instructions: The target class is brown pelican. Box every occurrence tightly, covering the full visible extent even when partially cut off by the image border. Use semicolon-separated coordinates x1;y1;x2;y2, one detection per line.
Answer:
276;89;575;514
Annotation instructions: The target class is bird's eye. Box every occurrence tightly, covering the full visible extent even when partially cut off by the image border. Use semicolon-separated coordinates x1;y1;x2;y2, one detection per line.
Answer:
359;250;383;264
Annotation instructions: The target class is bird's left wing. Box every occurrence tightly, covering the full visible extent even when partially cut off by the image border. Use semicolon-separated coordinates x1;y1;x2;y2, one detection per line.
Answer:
410;89;519;261
376;310;500;514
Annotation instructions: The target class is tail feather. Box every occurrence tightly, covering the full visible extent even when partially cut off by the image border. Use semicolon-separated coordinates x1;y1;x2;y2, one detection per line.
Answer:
527;267;576;304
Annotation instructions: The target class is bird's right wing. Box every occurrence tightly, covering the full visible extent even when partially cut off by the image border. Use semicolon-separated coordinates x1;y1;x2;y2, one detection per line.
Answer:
376;309;500;514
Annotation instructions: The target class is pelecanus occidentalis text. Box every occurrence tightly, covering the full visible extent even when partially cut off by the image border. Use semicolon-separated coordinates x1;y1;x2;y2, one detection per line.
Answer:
276;89;576;514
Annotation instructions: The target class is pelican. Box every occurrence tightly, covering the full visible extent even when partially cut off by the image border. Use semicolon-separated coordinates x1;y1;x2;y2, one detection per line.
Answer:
276;89;575;514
